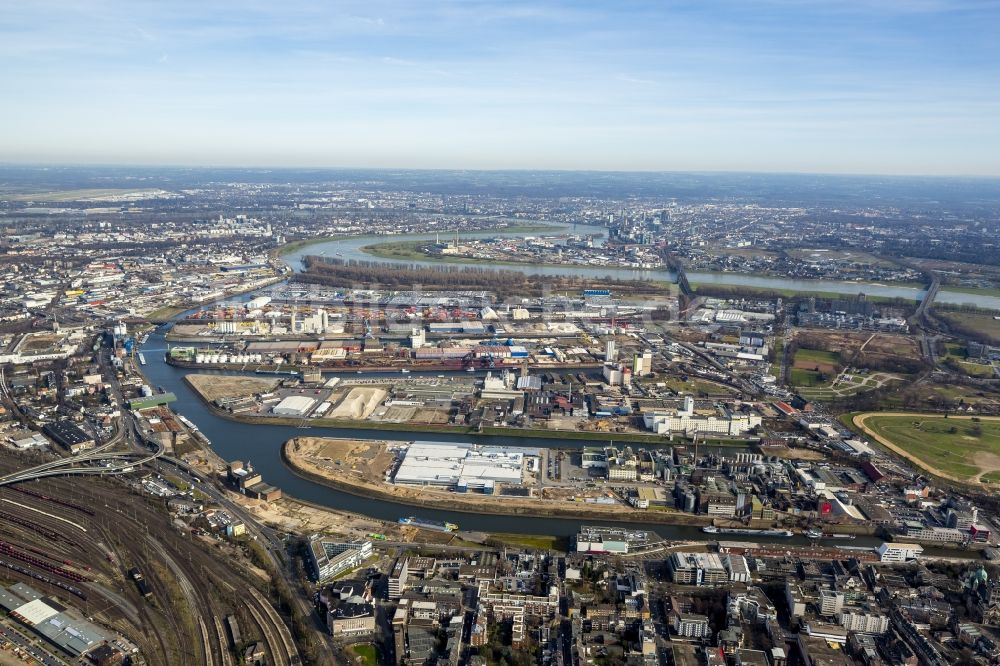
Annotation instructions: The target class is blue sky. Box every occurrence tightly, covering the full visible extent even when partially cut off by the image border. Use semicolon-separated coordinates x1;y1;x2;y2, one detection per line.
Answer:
2;0;999;175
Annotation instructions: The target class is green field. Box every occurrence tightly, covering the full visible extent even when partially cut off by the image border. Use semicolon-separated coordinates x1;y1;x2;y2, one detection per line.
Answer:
5;188;160;202
688;279;920;302
349;644;378;666
795;348;841;366
145;305;189;321
790;368;826;387
790;348;841;389
863;415;1000;481
784;248;904;269
939;285;1000;298
486;533;568;551
937;310;1000;343
957;360;996;378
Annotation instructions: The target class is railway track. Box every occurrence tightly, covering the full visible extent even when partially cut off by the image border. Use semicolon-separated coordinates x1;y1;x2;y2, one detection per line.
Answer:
247;586;300;664
243;594;290;666
145;537;218;665
214;616;236;666
199;616;216;666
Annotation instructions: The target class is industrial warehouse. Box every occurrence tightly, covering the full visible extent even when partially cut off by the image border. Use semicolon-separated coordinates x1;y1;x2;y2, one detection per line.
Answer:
391;441;537;491
0;583;130;659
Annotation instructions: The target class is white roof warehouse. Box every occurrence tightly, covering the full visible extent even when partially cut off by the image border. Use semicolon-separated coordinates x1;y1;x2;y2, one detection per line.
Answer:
393;441;531;488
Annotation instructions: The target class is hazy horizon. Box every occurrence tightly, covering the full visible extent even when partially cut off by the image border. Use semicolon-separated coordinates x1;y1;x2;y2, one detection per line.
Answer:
4;162;1000;181
3;1;999;176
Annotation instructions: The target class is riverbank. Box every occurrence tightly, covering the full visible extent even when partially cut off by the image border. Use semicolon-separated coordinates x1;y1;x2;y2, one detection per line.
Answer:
274;222;566;260
139;275;289;323
359;238;676;283
165;356;603;374
281;436;716;527
688;280;921;303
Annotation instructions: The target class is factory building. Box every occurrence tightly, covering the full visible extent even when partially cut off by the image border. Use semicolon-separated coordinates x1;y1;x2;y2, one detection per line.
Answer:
42;420;96;454
643;398;762;436
632;349;653;376
272;395;316;417
0;583;124;658
392;442;530;489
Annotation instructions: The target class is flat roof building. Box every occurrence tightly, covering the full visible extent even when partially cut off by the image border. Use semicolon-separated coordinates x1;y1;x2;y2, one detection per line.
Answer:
393;442;528;488
42;420;95;454
668;552;728;586
877;542;923;562
0;583;120;658
272;395;316;417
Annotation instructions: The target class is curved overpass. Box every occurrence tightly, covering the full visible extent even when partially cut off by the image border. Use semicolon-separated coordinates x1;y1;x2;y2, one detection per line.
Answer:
0;439;165;487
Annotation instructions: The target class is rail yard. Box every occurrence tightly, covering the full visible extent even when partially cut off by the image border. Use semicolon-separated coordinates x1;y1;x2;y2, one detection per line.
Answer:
0;453;300;666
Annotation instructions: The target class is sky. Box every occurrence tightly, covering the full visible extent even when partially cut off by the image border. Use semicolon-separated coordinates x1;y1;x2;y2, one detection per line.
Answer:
2;0;999;175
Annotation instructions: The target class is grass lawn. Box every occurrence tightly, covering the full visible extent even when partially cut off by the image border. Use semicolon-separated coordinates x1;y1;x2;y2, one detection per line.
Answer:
794;348;841;368
790;368;826;387
943;342;967;359
939;285;1000;298
349;644;378;666
937;310;1000;344
689;280;920;302
957;361;995;378
791;347;840;389
862;415;1000;481
487;533;568;551
145;305;188;321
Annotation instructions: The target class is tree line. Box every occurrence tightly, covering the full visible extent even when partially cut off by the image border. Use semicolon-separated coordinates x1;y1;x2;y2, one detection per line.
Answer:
298;256;669;299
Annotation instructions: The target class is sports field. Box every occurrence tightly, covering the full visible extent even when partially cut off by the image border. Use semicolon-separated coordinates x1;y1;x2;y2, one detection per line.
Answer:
853;413;1000;484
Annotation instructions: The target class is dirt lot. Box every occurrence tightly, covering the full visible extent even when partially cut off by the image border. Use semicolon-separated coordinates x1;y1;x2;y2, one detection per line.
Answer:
794;330;922;373
185;373;279;402
375;405;451;424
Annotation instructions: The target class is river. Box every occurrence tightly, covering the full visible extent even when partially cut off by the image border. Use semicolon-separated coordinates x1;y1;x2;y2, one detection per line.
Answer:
141;222;993;545
282;224;1000;309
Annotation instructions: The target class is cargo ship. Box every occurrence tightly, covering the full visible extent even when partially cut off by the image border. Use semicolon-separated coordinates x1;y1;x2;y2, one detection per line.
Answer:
703;526;793;537
806;528;855;540
399;517;459;533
